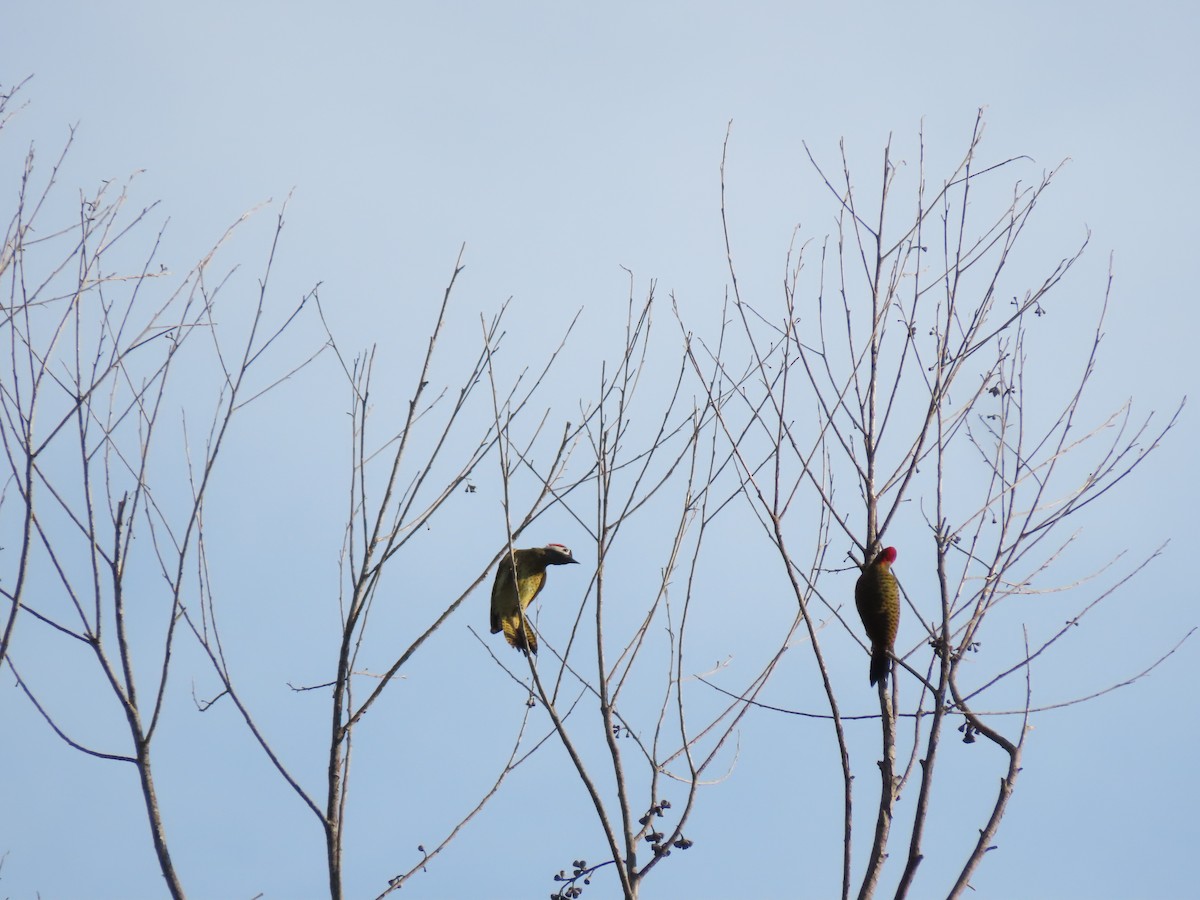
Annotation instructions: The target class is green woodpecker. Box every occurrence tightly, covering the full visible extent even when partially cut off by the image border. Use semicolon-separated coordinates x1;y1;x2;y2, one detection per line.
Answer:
855;546;899;687
490;543;579;654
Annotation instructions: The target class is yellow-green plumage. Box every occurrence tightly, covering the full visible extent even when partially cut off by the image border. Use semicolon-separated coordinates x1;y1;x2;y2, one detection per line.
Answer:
855;546;899;687
490;544;578;655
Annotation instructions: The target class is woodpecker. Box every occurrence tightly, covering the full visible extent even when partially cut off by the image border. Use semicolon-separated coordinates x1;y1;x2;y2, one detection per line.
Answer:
855;546;899;687
490;543;579;654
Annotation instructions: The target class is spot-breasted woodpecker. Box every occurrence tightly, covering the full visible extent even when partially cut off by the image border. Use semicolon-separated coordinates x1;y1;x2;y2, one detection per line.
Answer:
855;546;899;687
490;543;579;654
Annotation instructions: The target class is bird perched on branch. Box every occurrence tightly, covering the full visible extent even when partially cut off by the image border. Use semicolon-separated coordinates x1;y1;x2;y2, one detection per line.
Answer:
490;543;579;654
855;546;899;687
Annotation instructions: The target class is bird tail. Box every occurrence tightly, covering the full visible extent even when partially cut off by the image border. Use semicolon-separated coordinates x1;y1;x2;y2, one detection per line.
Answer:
869;646;890;687
503;616;538;655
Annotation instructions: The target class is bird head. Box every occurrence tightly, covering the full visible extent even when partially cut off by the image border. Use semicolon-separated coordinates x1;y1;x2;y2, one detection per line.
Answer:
545;543;579;565
877;546;898;566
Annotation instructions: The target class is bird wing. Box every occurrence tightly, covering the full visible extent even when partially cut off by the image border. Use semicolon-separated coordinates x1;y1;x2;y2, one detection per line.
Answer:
854;571;881;639
490;558;517;634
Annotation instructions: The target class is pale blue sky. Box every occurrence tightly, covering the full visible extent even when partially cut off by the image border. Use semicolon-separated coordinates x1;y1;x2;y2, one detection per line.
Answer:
2;3;1196;899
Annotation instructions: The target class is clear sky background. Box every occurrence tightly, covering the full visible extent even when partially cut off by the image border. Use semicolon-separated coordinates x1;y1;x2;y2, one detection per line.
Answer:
2;3;1196;899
